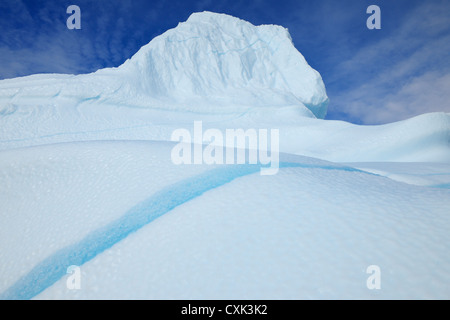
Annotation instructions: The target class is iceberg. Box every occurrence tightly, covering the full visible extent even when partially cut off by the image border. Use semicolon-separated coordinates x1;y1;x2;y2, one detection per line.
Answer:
0;11;449;163
0;11;450;300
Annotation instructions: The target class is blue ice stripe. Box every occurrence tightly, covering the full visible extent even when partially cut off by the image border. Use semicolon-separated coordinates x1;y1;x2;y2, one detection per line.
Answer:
0;162;366;300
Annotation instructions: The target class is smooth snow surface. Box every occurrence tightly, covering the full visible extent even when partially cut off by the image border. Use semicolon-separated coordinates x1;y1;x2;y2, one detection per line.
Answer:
0;11;450;300
0;141;448;299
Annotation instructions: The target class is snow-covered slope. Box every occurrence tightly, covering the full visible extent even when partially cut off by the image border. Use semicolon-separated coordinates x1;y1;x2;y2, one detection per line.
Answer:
0;12;448;162
1;11;450;300
0;141;449;299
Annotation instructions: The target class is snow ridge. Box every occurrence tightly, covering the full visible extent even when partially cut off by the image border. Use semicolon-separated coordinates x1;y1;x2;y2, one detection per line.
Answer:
0;161;367;300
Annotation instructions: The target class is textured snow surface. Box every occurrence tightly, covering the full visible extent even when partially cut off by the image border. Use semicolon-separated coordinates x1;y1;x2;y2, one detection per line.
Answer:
0;141;449;299
0;11;450;300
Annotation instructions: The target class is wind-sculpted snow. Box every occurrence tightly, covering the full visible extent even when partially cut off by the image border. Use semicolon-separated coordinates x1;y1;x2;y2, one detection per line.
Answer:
1;141;449;299
0;149;367;300
1;165;263;300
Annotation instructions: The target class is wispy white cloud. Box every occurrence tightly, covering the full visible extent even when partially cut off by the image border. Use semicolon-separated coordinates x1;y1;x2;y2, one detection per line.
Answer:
0;0;153;79
334;71;450;124
326;1;450;124
377;72;450;122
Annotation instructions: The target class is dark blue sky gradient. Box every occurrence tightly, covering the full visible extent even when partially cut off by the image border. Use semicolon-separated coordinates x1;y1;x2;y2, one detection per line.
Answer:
0;0;449;124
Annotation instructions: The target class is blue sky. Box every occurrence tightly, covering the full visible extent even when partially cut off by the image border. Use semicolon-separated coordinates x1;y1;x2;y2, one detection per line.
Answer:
0;0;449;124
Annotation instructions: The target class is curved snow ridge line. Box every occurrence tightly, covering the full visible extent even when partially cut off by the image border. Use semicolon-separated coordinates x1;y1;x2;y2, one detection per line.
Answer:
0;114;251;147
0;162;368;300
0;124;155;144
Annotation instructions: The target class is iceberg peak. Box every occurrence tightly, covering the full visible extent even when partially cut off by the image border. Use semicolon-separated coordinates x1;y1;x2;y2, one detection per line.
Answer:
185;11;248;24
0;11;329;119
121;11;329;118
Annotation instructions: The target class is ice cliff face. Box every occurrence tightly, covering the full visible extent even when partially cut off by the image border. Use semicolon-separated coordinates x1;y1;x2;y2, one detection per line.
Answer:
116;11;329;118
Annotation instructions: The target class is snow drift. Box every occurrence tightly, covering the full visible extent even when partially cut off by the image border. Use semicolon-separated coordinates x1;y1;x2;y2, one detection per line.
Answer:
1;141;449;299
